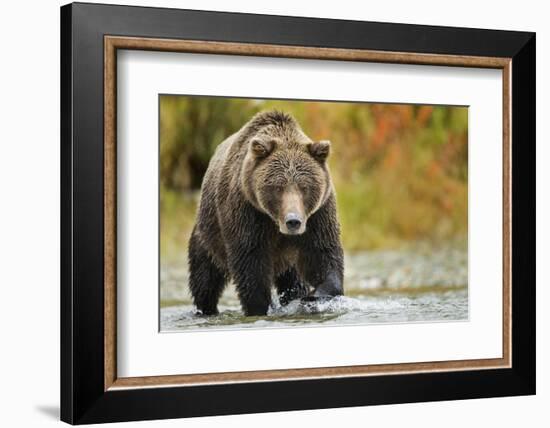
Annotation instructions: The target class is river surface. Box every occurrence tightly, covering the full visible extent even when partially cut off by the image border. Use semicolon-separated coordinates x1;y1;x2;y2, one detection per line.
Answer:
160;245;468;332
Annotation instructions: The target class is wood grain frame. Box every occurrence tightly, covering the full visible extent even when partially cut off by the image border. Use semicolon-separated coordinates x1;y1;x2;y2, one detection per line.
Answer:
103;36;512;391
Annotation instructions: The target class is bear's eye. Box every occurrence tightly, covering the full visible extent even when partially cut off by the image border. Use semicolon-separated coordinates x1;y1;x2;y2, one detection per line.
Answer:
251;139;275;158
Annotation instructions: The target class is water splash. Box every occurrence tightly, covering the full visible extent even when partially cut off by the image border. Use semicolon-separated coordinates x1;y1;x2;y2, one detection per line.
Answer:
161;289;468;332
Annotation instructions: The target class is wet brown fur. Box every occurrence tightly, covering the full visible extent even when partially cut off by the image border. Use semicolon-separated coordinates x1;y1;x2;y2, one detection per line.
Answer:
188;111;344;316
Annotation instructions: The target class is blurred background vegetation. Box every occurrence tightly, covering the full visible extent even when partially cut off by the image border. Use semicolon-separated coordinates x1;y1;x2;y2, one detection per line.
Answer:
160;95;467;262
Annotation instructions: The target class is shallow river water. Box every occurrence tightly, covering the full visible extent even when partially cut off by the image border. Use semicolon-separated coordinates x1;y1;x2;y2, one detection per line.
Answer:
160;245;468;332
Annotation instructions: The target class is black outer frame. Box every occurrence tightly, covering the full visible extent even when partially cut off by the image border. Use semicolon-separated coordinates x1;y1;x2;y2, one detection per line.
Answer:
60;2;535;424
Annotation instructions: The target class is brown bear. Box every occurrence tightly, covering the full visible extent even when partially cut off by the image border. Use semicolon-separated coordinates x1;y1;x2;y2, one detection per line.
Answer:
188;110;344;316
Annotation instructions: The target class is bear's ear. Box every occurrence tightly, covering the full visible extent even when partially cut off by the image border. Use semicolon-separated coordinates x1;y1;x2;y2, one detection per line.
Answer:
308;140;331;162
250;139;275;158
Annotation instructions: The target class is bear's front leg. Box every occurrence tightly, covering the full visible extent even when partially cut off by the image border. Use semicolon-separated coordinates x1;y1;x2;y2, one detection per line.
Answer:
228;245;273;316
221;201;276;316
298;195;344;300
239;281;272;316
233;263;272;316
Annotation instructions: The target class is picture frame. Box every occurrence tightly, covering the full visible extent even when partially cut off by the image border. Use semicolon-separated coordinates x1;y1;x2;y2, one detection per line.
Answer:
60;2;535;424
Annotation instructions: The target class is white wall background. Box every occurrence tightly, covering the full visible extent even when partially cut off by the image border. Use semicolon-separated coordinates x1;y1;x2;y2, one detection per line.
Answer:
0;0;546;426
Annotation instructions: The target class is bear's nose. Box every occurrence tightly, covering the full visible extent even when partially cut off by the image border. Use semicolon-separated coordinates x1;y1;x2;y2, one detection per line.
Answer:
285;213;302;231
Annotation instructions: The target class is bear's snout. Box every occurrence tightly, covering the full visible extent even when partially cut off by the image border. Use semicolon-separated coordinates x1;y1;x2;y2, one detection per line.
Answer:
284;212;303;234
279;188;306;235
280;213;305;235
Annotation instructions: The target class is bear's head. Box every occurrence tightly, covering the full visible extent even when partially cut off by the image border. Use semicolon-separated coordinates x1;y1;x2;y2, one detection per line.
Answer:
241;111;333;235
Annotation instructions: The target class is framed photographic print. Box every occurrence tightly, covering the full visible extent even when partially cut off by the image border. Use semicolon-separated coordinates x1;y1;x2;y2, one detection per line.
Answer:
60;2;536;424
